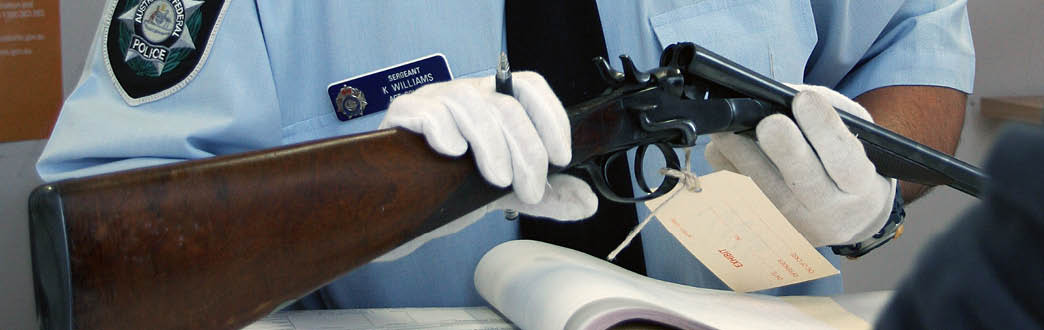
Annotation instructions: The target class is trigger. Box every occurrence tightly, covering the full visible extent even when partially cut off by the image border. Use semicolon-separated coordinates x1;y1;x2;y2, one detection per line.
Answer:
634;145;655;194
575;155;633;204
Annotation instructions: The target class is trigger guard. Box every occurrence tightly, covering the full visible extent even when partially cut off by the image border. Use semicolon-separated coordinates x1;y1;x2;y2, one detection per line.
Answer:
630;142;680;196
639;143;683;201
576;155;633;204
578;144;684;204
634;143;682;195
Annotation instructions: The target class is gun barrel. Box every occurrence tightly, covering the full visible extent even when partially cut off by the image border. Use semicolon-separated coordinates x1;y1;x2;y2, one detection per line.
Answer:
669;42;988;197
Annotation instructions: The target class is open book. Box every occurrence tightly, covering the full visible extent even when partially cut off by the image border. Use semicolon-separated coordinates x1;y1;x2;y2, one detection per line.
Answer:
475;240;883;330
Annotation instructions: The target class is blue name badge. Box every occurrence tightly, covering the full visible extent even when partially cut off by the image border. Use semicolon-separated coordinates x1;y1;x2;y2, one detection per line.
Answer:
327;54;453;121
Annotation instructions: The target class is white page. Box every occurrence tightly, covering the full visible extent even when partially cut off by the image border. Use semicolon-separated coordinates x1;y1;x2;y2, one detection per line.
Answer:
475;240;848;330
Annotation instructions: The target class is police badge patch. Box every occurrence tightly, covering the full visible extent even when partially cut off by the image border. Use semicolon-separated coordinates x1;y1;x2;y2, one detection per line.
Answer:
104;0;230;105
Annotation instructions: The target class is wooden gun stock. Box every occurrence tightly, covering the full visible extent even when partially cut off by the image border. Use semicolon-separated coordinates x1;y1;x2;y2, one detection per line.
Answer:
30;128;507;330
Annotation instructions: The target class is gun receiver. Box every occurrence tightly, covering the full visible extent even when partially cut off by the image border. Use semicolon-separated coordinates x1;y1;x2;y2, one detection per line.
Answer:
561;42;987;203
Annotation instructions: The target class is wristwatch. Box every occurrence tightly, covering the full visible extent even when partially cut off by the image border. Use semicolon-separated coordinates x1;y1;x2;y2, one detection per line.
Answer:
831;185;906;259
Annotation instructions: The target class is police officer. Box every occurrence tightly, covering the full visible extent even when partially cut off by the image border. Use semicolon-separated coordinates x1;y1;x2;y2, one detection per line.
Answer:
40;0;974;308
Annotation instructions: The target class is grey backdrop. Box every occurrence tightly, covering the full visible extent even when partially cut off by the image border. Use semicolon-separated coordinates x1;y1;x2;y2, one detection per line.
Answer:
2;1;1041;329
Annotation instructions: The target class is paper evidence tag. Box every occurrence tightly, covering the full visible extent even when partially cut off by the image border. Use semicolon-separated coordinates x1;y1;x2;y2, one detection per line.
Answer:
645;170;839;292
327;53;453;121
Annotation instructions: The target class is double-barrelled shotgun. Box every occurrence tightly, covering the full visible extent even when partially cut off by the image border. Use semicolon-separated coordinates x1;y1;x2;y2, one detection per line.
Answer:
29;42;987;330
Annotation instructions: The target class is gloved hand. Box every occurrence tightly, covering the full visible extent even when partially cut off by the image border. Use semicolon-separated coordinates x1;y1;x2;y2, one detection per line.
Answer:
375;72;597;261
705;84;896;247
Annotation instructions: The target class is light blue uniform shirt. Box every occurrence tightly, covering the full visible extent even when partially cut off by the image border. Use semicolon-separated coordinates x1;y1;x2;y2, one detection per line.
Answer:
39;0;974;308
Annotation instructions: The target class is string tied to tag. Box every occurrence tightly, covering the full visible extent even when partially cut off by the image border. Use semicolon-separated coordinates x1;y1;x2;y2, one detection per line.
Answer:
659;168;702;193
607;148;700;261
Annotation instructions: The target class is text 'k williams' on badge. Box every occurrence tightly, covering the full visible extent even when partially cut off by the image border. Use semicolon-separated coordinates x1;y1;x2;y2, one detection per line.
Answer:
326;54;453;121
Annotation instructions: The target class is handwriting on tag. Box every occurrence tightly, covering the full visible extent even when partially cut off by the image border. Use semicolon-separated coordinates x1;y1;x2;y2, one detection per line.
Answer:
645;170;839;292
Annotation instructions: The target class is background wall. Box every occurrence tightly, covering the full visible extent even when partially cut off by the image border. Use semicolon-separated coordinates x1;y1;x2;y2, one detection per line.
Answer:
1;1;1041;329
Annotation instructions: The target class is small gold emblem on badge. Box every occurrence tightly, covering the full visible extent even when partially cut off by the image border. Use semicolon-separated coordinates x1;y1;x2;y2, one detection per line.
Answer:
336;86;368;119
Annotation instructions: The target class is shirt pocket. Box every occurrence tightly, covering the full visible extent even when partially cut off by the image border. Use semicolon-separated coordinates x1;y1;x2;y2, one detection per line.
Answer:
650;0;817;83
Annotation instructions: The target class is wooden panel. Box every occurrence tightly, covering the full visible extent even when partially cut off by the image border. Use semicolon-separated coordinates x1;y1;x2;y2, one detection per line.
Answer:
0;0;62;142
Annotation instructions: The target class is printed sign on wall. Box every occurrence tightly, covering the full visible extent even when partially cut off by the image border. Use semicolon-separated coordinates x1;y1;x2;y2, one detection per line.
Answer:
0;0;62;142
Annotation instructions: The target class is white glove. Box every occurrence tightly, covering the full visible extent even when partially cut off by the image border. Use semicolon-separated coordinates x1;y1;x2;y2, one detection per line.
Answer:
705;85;896;247
374;72;598;261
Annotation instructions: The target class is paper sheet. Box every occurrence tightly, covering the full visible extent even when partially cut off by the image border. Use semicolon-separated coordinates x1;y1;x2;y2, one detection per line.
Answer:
645;171;839;292
241;307;515;330
475;240;844;330
782;296;872;330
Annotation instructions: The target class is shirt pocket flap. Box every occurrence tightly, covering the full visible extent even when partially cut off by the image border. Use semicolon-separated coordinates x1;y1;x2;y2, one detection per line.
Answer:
650;0;817;82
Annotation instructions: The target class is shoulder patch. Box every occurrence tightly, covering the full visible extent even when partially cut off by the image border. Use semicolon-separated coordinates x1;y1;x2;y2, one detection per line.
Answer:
103;0;230;105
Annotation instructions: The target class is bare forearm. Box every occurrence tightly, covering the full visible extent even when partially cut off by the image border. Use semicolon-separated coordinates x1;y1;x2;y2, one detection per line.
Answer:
854;86;967;202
